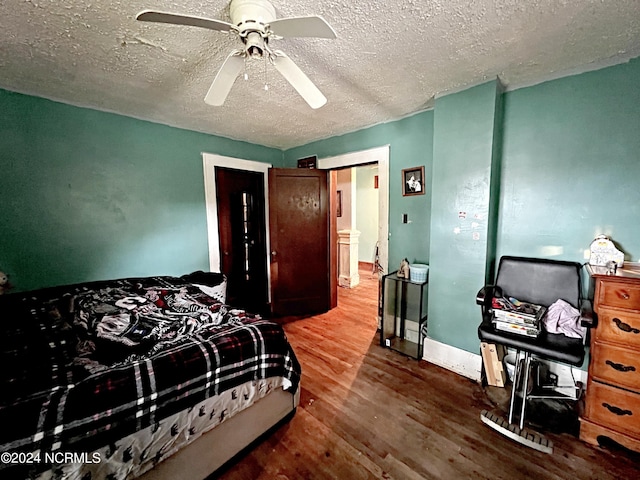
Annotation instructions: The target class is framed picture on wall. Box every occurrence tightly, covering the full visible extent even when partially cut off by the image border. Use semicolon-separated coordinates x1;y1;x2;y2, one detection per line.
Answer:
402;166;425;196
297;155;317;168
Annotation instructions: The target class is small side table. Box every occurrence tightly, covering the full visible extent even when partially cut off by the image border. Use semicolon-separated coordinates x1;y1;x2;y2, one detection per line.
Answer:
380;272;428;359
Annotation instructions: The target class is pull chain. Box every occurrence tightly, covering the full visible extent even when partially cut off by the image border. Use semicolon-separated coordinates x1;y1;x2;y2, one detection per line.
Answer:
263;55;269;92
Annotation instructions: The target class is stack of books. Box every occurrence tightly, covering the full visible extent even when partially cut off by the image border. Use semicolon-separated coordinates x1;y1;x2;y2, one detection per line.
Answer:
492;296;546;337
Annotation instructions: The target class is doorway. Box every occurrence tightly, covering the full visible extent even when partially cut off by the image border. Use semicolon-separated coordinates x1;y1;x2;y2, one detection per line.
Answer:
215;166;269;314
335;164;380;279
319;146;389;277
202;154;273;304
321;147;389;327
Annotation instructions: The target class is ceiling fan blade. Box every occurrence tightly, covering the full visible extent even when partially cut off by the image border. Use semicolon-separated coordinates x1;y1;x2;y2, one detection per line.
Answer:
136;10;236;33
269;16;337;39
272;51;327;109
205;51;245;106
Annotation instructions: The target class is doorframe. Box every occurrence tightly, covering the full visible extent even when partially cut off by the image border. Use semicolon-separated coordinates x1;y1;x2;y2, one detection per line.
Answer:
317;145;389;275
202;153;273;301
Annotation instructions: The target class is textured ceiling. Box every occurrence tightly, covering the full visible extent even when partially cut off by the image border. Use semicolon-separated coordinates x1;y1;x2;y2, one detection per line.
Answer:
1;0;639;149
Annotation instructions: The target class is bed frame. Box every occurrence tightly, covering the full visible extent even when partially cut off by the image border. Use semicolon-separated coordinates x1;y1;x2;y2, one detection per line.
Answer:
139;387;300;480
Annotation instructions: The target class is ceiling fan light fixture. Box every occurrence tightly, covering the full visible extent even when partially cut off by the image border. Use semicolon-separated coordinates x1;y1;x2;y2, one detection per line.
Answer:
136;0;336;108
245;31;265;58
248;47;263;58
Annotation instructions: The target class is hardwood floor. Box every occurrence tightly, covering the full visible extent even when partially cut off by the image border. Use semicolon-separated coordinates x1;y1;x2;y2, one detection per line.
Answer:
218;268;640;479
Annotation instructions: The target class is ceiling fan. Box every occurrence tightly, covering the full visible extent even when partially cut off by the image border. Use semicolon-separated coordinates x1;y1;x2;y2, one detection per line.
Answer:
136;0;337;109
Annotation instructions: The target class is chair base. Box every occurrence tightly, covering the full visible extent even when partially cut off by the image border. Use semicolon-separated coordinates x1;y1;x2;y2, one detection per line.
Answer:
481;410;553;453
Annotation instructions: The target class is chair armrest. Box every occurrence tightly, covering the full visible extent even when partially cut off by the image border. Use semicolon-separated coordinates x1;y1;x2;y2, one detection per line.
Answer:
579;299;596;328
477;285;504;319
476;286;488;306
476;285;502;306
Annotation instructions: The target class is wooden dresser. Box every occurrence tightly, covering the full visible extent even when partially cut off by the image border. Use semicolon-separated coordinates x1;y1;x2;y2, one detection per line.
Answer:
580;263;640;452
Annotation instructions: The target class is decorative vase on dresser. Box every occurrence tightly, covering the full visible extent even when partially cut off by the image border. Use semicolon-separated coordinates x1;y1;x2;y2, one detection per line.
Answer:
580;263;640;452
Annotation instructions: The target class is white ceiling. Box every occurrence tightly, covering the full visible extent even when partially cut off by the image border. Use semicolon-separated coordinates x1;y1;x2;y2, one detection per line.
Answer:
1;0;639;150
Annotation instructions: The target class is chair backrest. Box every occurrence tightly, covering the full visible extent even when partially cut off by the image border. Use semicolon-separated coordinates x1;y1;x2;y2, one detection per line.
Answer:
495;256;581;308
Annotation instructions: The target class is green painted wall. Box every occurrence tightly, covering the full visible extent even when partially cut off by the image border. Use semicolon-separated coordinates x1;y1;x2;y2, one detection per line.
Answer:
428;81;502;354
497;58;640;263
284;112;435;270
0;89;282;291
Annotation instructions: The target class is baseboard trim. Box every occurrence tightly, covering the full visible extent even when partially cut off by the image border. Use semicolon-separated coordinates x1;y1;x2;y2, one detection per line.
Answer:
422;338;589;390
422;338;483;381
358;261;374;271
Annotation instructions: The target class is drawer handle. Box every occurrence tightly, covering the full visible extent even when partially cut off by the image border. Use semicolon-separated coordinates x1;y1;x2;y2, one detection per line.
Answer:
620;291;630;300
605;359;636;372
602;402;633;417
612;317;640;334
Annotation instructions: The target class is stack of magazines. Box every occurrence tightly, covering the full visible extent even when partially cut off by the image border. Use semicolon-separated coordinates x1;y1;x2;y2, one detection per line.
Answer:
492;296;546;337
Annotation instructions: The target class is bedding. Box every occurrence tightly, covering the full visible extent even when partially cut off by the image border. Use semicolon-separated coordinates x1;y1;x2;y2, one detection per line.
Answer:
0;272;300;479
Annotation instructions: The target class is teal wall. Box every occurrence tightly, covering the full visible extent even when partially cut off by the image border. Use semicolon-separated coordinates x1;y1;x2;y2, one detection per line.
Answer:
284;112;435;270
0;89;282;291
497;58;640;263
428;81;503;354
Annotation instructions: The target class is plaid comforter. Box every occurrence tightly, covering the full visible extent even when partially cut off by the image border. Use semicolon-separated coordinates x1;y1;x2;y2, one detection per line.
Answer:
0;274;300;475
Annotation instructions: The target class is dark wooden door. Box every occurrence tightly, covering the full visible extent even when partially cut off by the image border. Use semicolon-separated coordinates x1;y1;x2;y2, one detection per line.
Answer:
268;168;337;316
215;167;268;314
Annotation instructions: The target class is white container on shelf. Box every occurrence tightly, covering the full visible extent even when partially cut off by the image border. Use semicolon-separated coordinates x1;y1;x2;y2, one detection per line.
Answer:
409;264;429;283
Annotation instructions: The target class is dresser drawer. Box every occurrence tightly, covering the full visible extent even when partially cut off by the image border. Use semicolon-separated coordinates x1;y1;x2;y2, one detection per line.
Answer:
590;341;640;392
594;308;640;349
586;381;640;436
596;278;640;310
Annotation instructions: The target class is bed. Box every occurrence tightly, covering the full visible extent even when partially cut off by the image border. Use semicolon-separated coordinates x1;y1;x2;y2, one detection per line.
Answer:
0;272;300;480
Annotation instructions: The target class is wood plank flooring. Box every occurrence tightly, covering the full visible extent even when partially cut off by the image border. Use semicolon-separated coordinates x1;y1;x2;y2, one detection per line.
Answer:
218;269;640;479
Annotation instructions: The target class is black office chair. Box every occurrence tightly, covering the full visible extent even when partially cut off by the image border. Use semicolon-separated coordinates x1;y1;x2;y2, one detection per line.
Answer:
476;256;593;452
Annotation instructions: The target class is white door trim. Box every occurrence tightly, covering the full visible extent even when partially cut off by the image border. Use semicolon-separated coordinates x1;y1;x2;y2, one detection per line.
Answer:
317;145;390;275
202;153;273;300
